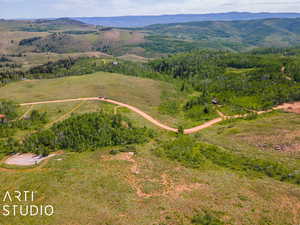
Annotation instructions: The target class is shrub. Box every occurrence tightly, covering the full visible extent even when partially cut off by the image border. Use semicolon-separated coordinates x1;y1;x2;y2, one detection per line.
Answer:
155;136;207;168
191;212;224;225
155;137;300;185
109;150;119;155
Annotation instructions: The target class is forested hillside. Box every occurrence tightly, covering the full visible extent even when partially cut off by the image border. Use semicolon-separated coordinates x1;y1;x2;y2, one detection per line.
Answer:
2;17;300;57
150;50;300;113
141;18;300;53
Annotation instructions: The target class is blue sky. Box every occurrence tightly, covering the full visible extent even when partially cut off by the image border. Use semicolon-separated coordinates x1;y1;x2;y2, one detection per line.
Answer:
1;0;300;19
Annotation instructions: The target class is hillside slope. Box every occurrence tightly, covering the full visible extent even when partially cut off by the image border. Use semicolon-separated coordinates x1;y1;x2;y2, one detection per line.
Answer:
0;71;186;126
74;12;300;27
2;17;300;56
143;18;300;52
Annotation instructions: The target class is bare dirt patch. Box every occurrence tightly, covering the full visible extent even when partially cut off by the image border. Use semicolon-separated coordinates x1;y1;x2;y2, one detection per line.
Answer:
118;54;149;63
239;130;300;152
276;102;300;114
4;153;59;166
71;51;110;58
159;173;205;198
102;152;135;163
102;153;205;199
127;32;145;44
287;107;300;114
103;30;121;41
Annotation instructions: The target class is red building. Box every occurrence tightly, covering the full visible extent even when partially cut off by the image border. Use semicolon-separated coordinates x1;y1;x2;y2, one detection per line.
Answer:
0;114;6;123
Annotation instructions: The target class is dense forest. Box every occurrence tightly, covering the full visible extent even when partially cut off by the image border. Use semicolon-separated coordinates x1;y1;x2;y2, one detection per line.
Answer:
27;57;168;81
150;50;300;113
21;112;154;155
0;107;153;156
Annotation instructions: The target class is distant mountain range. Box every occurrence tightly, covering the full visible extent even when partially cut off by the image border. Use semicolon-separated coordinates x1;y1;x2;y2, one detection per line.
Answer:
3;16;300;56
141;18;300;53
73;12;300;28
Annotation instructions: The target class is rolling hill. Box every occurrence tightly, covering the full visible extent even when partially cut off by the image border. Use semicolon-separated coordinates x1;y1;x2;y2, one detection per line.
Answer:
2;17;300;56
73;12;300;27
142;18;300;53
0;71;185;127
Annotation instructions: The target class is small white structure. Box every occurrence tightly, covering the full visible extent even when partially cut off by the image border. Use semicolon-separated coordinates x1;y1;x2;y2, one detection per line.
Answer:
5;153;57;166
212;98;218;105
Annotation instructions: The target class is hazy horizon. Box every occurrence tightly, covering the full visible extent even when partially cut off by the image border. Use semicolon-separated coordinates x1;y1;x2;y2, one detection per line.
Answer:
1;0;300;19
2;11;300;21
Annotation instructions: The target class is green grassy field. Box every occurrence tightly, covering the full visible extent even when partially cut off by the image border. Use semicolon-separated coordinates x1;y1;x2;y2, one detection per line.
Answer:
226;67;255;75
1;72;165;104
6;52;110;70
0;143;299;225
197;111;300;169
1;99;300;225
0;71;189;127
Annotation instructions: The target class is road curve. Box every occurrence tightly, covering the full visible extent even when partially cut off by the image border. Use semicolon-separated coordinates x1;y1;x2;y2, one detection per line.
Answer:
19;97;299;134
20;97;179;132
101;99;178;132
184;118;223;134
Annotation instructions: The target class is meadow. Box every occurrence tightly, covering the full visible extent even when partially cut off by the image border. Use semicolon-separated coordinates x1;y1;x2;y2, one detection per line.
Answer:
0;142;300;225
3;70;211;130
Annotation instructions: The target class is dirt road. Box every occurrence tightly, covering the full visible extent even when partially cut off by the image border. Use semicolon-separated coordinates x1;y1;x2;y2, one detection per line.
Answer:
20;98;300;134
20;97;178;132
101;98;178;132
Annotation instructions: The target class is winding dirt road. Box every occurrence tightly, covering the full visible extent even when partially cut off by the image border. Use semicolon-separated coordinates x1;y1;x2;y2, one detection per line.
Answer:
101;98;178;132
20;98;300;134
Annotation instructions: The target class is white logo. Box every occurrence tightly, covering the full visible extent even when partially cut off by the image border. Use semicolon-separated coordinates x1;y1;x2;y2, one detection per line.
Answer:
1;191;55;217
